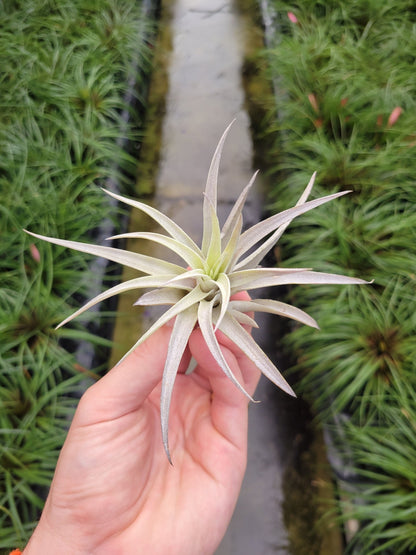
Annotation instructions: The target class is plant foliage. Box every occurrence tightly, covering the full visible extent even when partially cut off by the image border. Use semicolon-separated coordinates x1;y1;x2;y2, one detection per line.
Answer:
263;1;416;551
0;0;154;548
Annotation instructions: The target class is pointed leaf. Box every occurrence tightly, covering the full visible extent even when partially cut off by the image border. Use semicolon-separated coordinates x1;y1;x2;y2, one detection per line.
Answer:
135;289;184;306
230;269;370;292
221;170;258;243
57;274;179;329
217;213;243;274
218;313;296;396
226;308;259;328
162;269;206;291
117;285;207;365
205;196;222;266
235;190;350;261
102;189;200;252
205;120;235;208
229;268;310;292
198;300;254;400
214;272;231;331
108;232;203;268
202;121;234;253
235;172;316;270
229;299;319;329
25;231;184;275
161;306;198;463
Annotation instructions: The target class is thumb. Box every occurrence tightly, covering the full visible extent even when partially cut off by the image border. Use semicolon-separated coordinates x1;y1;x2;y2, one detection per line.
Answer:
74;325;176;426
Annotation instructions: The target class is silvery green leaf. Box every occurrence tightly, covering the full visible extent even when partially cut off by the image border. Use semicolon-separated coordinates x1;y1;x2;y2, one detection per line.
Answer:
214;272;231;331
103;188;200;253
135;288;184;306
164;269;206;290
218;313;296;397
202;121;234;254
161;306;198;463
205;196;222;266
107;231;204;268
229;268;310;292
217;213;243;274
221;170;258;244
198;300;254;401
57;275;180;329
119;285;208;365
235;190;350;262
230;269;368;292
234;172;316;270
25;230;184;275
229;299;319;329
225;308;259;329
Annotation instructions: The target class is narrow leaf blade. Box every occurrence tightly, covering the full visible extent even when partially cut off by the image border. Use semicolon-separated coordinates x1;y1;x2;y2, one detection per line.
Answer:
202;121;234;253
25;231;184;275
218;313;296;396
108;232;203;268
57;274;179;329
235;190;350;261
161;306;198;463
198;301;254;400
102;189;200;252
229;299;319;329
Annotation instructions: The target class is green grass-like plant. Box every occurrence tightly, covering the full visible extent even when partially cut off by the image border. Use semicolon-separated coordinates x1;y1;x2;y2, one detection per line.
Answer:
262;0;416;550
0;0;154;547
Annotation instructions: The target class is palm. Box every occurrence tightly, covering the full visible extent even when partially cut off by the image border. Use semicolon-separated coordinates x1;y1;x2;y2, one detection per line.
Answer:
41;326;259;555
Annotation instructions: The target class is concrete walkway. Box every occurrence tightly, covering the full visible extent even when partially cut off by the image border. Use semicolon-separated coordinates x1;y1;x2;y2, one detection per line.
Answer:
152;1;292;553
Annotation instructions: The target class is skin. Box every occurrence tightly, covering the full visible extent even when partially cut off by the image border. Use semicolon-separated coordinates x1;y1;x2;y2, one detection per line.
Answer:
24;294;260;555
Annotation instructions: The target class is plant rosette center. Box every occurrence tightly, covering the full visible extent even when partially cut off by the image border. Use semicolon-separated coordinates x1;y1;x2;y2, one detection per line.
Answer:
197;275;221;301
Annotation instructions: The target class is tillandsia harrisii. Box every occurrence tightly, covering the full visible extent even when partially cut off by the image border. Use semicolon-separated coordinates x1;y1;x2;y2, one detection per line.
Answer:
26;122;368;461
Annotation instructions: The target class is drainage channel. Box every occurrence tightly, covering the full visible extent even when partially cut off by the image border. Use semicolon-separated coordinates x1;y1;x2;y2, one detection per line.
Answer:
110;1;342;553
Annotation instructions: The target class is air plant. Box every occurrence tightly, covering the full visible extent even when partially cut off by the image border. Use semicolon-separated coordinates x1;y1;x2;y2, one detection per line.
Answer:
26;123;367;461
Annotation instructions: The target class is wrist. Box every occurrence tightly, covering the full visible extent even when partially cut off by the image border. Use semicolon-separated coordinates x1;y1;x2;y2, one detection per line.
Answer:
23;515;89;555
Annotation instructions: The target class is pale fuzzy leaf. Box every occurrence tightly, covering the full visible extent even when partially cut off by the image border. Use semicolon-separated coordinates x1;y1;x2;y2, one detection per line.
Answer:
235;190;350;261
117;285;208;365
25;231;184;275
205;120;235;209
164;268;206;290
297;171;317;204
214;272;231;331
202;121;234;254
218;313;296;396
167;268;206;281
135;288;184;306
235;173;317;271
102;188;200;252
221;170;258;243
234;226;284;271
217;213;243;274
57;275;180;329
226;308;259;328
229;268;310;292
229;299;319;329
230;269;370;293
198;300;254;401
161;306;198;463
107;231;203;268
205;195;222;264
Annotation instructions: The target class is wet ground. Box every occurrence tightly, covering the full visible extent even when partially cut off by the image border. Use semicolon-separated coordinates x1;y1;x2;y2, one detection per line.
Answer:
110;1;343;553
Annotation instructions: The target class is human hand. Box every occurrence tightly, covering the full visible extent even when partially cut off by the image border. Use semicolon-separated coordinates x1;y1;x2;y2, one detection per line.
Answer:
24;297;260;555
